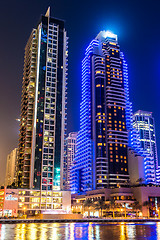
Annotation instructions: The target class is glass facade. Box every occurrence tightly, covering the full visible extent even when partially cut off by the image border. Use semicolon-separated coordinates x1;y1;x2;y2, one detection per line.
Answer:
17;10;68;193
71;31;129;193
132;110;158;183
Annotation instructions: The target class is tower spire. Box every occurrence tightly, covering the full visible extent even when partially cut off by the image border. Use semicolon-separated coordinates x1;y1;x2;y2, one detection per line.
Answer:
45;6;50;17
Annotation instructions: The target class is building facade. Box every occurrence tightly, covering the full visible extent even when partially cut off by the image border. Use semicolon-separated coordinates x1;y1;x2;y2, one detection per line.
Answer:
133;110;158;169
64;132;78;190
5;148;18;186
0;188;71;217
71;31;130;193
17;8;68;193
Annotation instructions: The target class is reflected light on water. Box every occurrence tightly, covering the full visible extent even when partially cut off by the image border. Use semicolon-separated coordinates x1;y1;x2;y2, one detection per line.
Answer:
28;223;37;240
70;223;75;240
0;225;5;240
65;224;69;240
120;223;125;240
1;222;160;240
51;223;59;240
39;223;48;240
15;223;26;240
95;225;100;240
157;222;160;240
126;224;136;240
88;223;93;240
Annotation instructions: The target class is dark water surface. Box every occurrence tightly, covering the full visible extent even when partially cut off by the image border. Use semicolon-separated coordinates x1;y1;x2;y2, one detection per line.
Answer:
0;222;159;240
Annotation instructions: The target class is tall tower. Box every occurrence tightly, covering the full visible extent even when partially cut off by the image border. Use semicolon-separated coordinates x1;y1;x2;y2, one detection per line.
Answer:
71;31;129;193
64;132;78;190
133;110;158;180
17;8;68;191
5;148;18;186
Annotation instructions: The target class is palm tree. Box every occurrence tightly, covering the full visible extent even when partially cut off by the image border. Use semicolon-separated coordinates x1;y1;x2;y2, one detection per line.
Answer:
84;199;93;218
143;201;151;218
94;198;107;218
131;201;142;217
109;199;117;218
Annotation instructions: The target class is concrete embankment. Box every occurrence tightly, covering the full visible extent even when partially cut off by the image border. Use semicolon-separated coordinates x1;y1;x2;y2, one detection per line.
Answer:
0;218;160;224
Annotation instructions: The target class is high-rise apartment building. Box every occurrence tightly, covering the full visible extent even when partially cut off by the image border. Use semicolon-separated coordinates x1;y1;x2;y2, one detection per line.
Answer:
71;31;129;193
17;8;68;191
64;132;78;190
133;110;158;168
132;110;158;183
5;148;18;186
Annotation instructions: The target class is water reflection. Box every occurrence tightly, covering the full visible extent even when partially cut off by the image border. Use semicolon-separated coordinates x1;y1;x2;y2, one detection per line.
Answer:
126;223;136;239
0;222;160;239
157;222;160;240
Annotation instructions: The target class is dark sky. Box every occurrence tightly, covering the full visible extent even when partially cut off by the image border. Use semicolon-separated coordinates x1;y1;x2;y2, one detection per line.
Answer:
0;0;160;184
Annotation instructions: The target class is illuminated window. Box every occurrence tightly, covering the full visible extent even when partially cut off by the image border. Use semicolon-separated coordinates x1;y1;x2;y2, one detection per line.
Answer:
44;137;48;142
48;57;52;62
97;143;102;146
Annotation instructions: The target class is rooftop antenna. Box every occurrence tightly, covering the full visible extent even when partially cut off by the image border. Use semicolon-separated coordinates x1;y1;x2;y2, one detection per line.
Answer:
45;6;50;17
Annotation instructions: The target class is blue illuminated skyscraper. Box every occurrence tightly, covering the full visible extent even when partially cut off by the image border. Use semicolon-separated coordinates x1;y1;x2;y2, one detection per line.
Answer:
132;110;158;183
71;31;130;193
17;8;68;191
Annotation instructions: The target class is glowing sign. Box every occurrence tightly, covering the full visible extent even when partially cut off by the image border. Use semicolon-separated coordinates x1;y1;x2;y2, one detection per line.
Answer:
5;195;18;201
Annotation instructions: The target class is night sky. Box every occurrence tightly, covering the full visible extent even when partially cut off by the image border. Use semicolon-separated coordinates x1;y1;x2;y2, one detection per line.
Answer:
0;0;160;184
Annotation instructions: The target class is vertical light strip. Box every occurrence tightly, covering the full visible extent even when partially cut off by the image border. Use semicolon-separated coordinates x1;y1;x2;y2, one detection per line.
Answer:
30;25;42;189
60;30;67;190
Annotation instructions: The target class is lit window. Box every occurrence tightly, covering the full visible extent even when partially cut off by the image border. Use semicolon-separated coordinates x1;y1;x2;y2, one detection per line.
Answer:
97;143;102;146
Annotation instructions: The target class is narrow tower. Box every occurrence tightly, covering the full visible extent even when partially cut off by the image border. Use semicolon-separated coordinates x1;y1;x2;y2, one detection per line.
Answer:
133;110;158;182
17;8;68;191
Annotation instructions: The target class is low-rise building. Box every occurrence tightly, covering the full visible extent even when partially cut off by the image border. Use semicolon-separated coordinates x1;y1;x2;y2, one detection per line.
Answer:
72;186;160;218
0;188;71;217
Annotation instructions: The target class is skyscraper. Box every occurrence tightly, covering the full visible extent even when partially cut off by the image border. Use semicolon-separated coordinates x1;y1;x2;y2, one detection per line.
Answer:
17;7;68;191
5;148;18;186
133;110;158;167
71;31;129;193
64;132;78;190
132;110;158;182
